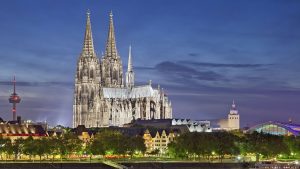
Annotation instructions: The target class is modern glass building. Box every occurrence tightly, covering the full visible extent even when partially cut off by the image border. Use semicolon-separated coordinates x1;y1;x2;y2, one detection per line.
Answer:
247;121;300;136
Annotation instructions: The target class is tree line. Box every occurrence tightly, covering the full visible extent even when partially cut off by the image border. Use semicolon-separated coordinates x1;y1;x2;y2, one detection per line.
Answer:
0;130;145;161
1;129;300;162
168;131;300;161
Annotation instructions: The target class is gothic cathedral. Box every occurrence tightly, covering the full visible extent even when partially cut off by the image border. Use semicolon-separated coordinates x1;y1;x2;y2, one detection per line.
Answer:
73;11;172;128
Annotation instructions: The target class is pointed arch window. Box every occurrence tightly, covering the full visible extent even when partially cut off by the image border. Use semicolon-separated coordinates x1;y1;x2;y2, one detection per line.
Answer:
90;69;94;79
113;69;118;80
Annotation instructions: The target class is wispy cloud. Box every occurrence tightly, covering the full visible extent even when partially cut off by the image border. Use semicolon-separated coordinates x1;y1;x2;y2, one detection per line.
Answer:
155;61;224;81
180;60;273;68
0;81;73;87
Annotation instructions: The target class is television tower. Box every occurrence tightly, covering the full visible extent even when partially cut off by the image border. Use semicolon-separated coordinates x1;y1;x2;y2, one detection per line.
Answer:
9;76;21;121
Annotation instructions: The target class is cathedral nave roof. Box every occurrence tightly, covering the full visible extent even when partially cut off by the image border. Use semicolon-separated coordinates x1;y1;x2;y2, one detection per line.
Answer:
102;85;160;99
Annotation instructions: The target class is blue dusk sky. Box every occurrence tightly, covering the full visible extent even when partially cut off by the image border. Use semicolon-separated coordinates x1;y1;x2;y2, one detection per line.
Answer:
0;0;300;127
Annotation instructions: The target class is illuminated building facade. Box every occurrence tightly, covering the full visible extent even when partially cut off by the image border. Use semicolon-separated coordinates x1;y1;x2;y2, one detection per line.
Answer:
143;129;177;154
247;121;300;136
217;100;240;131
0;123;47;142
73;11;172;128
172;119;212;132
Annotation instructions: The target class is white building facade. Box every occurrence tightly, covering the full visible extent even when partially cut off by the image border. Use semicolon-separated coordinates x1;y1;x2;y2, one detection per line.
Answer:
172;119;212;132
227;100;240;130
217;100;240;130
73;12;172;128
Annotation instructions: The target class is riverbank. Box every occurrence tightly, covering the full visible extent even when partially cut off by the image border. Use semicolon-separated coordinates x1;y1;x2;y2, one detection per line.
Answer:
123;162;252;169
0;162;253;169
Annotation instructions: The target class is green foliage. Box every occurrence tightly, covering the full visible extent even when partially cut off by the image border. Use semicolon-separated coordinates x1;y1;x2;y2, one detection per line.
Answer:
64;133;83;157
166;131;295;161
0;136;12;160
243;132;289;161
23;136;35;159
284;136;300;157
214;132;240;160
126;135;146;157
0;129;298;161
47;137;61;157
12;138;26;160
88;139;105;156
149;149;160;156
94;130;123;155
91;130;146;156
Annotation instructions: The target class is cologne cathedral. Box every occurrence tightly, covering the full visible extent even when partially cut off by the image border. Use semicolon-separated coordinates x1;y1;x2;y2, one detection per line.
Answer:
73;11;172;128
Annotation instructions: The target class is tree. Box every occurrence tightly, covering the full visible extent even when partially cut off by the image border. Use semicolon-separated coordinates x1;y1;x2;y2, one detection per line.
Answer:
64;132;83;158
12;138;25;160
167;134;188;159
213;132;239;162
23;136;36;160
88;138;105;156
55;136;68;160
127;135;146;157
264;134;288;158
95;130;123;155
243;132;288;161
243;132;265;161
47;137;61;161
34;137;52;161
194;133;217;161
284;136;300;158
0;137;11;160
167;132;239;161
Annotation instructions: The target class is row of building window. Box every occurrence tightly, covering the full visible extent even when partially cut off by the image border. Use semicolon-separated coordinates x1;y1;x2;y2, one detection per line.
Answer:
154;144;167;147
154;139;167;142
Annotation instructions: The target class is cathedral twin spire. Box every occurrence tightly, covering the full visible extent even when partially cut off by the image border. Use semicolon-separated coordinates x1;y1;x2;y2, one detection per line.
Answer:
104;11;119;59
81;10;118;59
82;10;95;57
81;10;134;88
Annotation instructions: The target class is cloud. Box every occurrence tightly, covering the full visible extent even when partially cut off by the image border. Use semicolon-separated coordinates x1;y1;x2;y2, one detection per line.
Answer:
135;60;274;89
188;53;199;57
155;61;224;82
134;60;298;96
0;81;73;87
180;60;272;68
131;66;154;70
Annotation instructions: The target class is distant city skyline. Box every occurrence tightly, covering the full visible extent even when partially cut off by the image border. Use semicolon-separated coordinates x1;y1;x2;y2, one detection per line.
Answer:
0;0;300;126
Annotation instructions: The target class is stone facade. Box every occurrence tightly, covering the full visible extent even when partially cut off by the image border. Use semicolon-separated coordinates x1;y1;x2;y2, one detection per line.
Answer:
73;11;172;128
